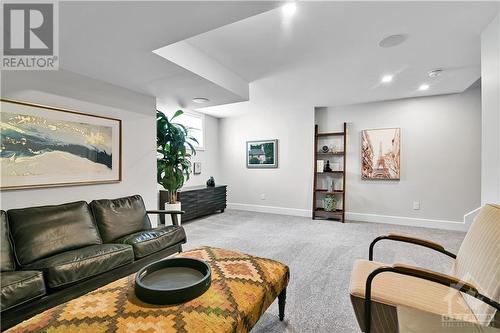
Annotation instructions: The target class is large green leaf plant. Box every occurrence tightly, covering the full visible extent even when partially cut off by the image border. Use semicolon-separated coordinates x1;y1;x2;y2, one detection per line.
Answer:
157;110;197;204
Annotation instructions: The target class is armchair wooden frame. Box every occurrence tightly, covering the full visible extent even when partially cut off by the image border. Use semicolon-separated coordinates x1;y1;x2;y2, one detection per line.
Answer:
364;234;500;333
368;233;456;261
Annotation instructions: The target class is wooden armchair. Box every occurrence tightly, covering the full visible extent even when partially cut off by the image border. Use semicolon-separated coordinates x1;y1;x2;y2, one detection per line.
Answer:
349;204;500;332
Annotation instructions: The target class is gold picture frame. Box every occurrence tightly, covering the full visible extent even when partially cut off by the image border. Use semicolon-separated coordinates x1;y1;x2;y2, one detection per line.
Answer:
0;99;122;190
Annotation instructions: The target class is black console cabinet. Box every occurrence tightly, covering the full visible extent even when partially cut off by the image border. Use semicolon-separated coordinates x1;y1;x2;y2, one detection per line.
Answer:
159;185;227;223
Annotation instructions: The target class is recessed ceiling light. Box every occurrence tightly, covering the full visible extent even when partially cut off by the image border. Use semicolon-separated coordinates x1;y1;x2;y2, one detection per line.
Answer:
381;75;393;83
282;2;297;17
419;84;430;91
192;97;209;104
379;34;407;48
428;69;443;78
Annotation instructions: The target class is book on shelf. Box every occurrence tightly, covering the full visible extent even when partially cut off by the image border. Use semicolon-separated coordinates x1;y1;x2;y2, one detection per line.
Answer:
316;160;324;172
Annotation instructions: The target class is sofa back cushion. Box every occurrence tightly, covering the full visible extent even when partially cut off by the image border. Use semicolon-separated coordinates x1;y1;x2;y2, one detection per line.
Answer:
8;201;101;266
90;195;151;243
1;211;15;271
452;204;500;326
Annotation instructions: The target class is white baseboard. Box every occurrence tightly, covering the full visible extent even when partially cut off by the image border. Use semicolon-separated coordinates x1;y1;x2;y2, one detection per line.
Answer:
227;203;311;217
227;202;468;231
463;207;481;229
346;212;467;231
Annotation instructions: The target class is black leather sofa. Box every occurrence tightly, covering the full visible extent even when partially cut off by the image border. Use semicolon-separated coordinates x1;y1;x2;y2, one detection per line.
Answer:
0;195;186;330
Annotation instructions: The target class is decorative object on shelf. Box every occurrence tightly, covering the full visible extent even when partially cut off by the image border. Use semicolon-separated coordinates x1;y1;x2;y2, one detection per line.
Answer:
313;123;347;222
157;109;198;225
323;195;337;212
328;180;335;192
206;176;215;187
0;99;121;190
246;139;278;168
193;162;201;175
321;145;329;153
361;128;401;180
316;160;324;173
324;160;333;172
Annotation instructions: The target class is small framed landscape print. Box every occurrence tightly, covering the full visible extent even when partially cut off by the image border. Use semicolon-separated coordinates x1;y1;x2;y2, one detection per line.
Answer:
0;99;122;190
361;128;401;180
193;162;201;175
246;139;278;168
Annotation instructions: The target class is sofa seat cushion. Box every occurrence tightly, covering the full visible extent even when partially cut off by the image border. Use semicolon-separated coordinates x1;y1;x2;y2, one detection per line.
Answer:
115;226;186;259
24;244;134;289
350;259;478;325
1;271;45;311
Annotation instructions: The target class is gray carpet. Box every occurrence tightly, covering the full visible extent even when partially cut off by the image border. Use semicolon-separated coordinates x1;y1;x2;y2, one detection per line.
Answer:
182;209;466;333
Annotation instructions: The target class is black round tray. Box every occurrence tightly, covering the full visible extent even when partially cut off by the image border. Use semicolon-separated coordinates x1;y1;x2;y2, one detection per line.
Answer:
135;257;211;305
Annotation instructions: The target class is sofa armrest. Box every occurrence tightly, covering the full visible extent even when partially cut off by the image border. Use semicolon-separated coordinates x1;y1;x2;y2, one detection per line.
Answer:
363;263;500;333
146;210;185;226
369;233;456;261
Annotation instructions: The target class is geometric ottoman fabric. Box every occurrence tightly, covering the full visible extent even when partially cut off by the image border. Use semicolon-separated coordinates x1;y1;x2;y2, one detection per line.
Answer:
6;246;290;333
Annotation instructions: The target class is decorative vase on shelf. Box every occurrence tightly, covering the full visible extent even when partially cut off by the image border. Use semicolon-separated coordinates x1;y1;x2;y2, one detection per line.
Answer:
323;195;337;212
206;176;215;187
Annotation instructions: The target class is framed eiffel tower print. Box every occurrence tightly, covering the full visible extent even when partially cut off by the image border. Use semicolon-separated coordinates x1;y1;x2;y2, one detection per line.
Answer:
361;128;401;180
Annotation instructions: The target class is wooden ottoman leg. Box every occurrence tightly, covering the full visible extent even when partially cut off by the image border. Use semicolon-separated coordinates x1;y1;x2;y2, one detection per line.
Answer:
278;288;287;321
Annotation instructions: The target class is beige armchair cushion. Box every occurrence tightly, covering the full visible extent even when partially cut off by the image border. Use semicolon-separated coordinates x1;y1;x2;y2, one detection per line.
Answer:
350;259;479;325
453;204;500;326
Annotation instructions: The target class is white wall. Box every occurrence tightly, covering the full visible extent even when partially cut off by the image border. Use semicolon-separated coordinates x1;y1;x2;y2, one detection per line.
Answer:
219;105;314;216
481;12;500;205
217;87;481;230
316;87;482;227
184;114;220;187
0;70;157;213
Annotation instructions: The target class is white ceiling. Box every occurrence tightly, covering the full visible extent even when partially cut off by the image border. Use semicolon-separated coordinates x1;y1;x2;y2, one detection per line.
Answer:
187;1;499;117
56;2;499;117
58;1;279;110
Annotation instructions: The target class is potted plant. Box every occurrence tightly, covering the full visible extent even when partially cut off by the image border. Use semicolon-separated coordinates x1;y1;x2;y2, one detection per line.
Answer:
157;110;197;224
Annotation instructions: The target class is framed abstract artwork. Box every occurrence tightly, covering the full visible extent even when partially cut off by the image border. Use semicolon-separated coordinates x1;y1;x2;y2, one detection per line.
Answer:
0;99;122;190
361;128;401;180
246;139;278;168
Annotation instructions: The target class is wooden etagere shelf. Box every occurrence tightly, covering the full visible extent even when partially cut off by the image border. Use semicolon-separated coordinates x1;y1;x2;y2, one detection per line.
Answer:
312;123;347;222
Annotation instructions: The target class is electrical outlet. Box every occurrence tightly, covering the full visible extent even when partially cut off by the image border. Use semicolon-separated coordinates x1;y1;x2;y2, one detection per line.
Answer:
413;201;420;210
260;193;266;200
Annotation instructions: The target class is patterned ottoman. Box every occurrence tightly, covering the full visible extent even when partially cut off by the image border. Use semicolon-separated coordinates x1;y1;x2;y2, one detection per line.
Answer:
7;247;290;333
